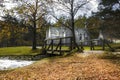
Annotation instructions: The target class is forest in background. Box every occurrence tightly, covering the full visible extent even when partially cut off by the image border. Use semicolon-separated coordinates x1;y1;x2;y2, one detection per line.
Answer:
0;0;119;48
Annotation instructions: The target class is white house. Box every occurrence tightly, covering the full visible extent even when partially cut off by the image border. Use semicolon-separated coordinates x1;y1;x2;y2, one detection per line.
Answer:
46;27;90;45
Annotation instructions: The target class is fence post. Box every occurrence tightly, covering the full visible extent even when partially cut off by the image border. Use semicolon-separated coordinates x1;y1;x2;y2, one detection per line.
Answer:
69;37;73;51
80;42;84;50
90;41;92;50
44;40;47;49
102;39;105;50
90;40;94;50
59;38;62;55
51;40;54;54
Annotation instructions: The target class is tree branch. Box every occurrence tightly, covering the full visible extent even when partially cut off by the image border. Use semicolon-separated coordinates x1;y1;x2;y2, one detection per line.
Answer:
74;0;90;16
51;14;72;30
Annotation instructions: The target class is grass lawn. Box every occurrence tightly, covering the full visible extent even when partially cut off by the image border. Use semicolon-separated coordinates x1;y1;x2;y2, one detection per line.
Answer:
46;45;103;50
110;43;120;48
46;43;120;51
0;43;119;56
0;52;120;80
83;46;102;50
0;46;41;56
84;43;120;51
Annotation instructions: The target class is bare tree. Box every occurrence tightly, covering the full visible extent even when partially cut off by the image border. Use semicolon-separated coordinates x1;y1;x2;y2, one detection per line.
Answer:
15;0;47;50
47;0;92;50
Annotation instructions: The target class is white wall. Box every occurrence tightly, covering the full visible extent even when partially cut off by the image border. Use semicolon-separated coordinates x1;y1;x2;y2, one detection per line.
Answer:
46;27;90;45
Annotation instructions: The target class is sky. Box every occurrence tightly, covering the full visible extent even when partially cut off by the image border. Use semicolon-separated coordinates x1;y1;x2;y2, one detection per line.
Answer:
48;0;99;23
0;0;99;22
0;0;17;17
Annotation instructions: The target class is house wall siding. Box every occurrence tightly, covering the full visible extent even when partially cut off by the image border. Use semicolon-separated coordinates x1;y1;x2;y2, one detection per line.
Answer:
46;27;90;45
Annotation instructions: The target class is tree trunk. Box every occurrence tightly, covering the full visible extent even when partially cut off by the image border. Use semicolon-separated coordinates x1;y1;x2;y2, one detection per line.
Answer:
71;24;80;50
32;21;37;50
71;0;80;51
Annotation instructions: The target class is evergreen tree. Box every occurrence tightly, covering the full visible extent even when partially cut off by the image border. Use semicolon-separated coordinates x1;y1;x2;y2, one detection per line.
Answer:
95;0;120;39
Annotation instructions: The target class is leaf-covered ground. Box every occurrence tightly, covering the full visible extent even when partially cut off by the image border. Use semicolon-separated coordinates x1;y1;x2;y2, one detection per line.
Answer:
0;53;120;80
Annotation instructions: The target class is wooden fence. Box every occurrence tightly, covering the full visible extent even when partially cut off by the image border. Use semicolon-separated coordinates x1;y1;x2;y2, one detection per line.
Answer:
42;37;114;55
43;37;73;55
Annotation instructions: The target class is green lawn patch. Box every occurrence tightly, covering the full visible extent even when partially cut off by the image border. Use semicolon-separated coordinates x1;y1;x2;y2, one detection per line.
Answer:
83;46;102;50
0;46;41;56
110;43;120;49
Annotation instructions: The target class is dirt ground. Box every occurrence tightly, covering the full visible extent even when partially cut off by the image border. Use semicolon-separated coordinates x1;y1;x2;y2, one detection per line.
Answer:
0;53;120;80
